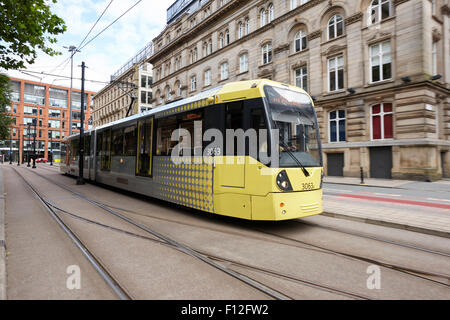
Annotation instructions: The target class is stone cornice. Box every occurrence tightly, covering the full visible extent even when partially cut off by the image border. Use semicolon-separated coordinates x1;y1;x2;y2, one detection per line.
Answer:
274;43;290;54
345;12;363;26
393;0;410;6
150;0;249;64
307;30;322;41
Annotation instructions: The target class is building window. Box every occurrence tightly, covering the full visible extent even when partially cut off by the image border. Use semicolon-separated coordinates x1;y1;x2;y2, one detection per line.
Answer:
204;69;211;86
295;66;308;91
329;110;346;142
432;41;437;75
240;53;248;73
328;55;344;91
238;22;243;39
268;4;274;23
290;0;297;10
177;82;182;96
371;103;393;140
191;76;197;91
370;0;391;25
220;62;229;80
245;18;250;35
370;41;392;83
219;33;224;48
294;29;307;52
328;14;344;40
260;9;266;27
225;29;230;45
262;42;272;65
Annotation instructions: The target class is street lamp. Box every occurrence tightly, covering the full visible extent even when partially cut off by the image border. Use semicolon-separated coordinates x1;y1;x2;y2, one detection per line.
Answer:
27;123;31;167
9;131;12;164
17;127;20;166
50;135;53;166
32;118;37;169
63;45;80;136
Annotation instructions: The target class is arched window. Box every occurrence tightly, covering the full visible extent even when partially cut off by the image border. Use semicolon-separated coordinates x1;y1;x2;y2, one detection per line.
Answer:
225;29;230;45
262;42;272;65
166;86;172;101
294;29;307;52
290;0;297;10
238;22;243;39
260;9;266;27
245;18;250;34
370;0;391;24
208;39;212;54
268;4;274;23
328;14;344;40
219;33;224;48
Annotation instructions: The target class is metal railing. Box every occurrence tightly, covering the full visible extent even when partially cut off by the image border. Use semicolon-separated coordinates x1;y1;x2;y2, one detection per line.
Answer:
110;42;154;81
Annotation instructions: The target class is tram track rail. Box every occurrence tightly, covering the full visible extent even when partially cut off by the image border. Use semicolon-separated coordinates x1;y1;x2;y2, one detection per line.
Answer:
12;167;133;300
13;167;293;300
24;167;450;294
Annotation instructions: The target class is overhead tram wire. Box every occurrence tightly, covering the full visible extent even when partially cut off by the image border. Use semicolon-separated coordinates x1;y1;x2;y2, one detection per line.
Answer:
75;0;114;51
78;0;143;52
17;69;109;85
27;0;114;82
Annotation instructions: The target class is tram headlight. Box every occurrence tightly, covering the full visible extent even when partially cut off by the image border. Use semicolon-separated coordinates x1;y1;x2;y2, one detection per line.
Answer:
276;170;293;192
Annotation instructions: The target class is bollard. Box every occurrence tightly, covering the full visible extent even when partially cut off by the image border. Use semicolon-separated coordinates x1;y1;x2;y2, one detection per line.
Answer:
360;167;365;185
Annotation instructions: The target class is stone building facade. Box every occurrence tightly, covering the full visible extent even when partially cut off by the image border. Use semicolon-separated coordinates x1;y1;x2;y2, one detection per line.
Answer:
92;62;153;127
149;0;450;181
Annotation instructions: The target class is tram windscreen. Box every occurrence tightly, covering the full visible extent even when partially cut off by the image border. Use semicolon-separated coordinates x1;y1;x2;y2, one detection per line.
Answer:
264;85;322;168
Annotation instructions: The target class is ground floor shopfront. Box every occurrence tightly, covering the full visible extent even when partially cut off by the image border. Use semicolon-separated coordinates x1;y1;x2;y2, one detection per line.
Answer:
318;82;450;181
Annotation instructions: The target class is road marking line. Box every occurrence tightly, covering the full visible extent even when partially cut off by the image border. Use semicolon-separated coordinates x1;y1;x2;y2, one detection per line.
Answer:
340;194;450;210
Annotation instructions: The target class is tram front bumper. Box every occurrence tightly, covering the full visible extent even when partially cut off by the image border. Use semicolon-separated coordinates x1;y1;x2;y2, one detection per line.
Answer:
251;189;323;221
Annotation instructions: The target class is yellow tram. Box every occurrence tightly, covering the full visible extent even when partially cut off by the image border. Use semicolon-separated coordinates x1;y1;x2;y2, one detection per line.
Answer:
61;79;323;220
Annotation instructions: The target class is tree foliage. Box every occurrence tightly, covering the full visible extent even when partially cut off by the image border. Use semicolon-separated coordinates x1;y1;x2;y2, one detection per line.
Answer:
0;0;66;139
0;0;67;70
0;74;13;140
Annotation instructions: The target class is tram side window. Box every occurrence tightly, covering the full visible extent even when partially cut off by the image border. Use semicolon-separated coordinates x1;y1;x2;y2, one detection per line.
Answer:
137;118;153;176
226;102;244;155
70;139;79;161
112;128;124;156
249;106;269;156
123;125;136;156
156;116;177;156
179;111;203;156
99;130;111;171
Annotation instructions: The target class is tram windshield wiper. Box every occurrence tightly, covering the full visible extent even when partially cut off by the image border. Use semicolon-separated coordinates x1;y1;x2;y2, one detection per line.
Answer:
279;140;310;177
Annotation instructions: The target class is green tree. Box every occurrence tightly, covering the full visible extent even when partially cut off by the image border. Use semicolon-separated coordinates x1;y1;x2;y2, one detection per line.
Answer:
0;0;66;70
0;74;13;139
0;0;66;139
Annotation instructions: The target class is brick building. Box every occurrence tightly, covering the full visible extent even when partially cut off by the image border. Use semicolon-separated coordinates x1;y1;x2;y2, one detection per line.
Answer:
148;0;450;181
1;77;94;163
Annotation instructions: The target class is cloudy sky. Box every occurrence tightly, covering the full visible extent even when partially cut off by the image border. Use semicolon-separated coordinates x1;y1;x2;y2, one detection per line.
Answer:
8;0;174;92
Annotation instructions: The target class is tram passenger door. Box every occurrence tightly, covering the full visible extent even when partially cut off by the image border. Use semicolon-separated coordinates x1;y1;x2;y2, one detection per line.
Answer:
136;118;153;177
220;102;245;188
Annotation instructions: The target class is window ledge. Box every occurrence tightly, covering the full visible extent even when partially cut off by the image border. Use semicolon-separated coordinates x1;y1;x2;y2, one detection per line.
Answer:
323;34;347;46
323;89;346;97
365;79;394;88
288;48;309;59
259;61;273;69
362;16;396;30
236;70;249;76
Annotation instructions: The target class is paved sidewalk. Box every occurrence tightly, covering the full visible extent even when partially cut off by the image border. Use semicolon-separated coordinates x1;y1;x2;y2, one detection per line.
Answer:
323;176;450;238
324;176;450;191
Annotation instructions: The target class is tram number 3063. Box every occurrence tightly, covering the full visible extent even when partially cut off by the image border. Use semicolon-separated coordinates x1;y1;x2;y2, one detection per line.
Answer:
302;182;315;190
